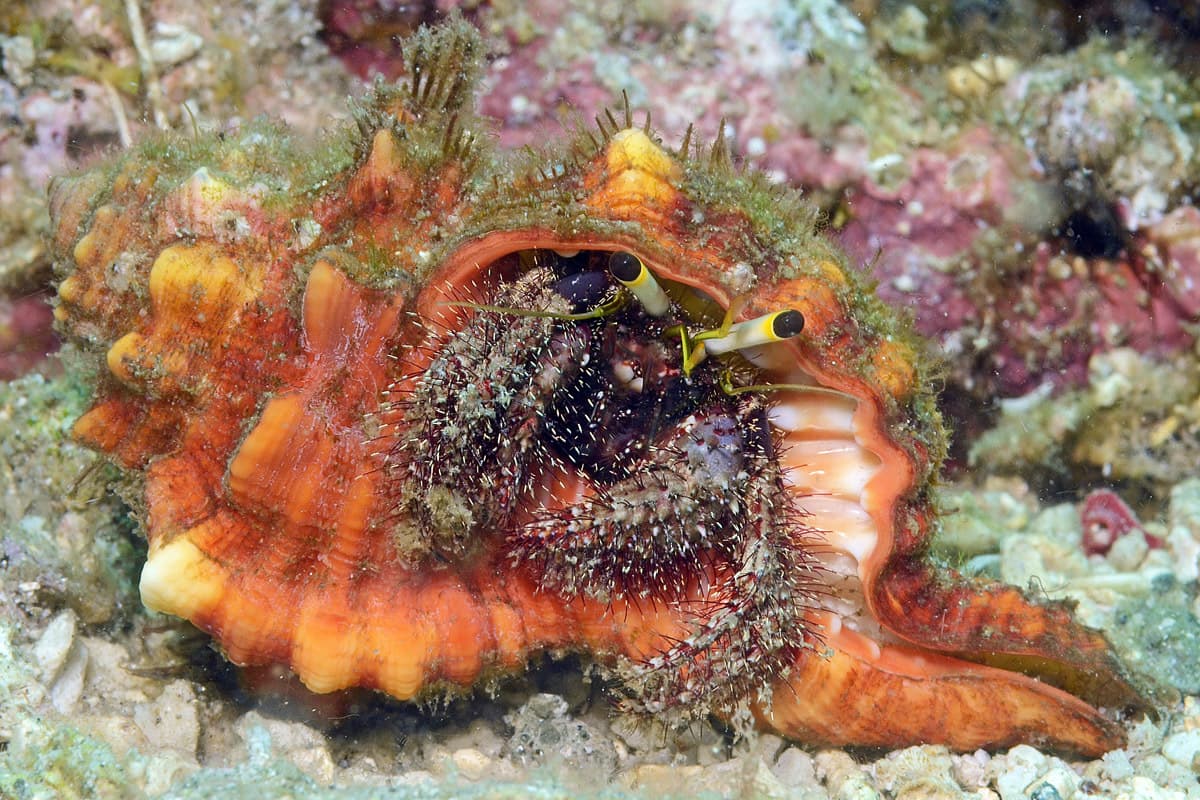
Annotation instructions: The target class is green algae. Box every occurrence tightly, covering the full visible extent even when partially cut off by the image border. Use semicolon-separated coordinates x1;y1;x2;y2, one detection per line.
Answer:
0;620;137;800
932;485;1035;559
0;717;137;800
0;369;140;625
1105;575;1200;696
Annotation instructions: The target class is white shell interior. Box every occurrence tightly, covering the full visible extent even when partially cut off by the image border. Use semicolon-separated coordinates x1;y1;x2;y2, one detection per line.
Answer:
753;341;886;639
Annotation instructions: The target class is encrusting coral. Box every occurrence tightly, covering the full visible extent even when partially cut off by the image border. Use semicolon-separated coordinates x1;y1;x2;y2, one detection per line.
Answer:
50;17;1147;756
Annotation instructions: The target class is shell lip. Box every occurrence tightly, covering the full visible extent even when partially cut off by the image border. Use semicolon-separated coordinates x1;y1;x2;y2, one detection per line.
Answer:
412;235;921;668
423;231;915;572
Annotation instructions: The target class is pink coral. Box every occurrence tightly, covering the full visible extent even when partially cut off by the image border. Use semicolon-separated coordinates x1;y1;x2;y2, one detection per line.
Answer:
838;127;1022;343
1079;490;1162;556
839;132;1200;397
0;293;59;379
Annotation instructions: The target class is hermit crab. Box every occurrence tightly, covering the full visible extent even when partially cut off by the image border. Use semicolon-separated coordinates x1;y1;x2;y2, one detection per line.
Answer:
50;18;1144;755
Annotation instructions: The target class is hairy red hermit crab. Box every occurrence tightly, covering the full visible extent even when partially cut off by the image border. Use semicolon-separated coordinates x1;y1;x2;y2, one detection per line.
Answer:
50;18;1145;755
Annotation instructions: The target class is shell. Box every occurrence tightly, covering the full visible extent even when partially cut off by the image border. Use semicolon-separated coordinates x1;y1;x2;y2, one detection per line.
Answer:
50;19;1145;755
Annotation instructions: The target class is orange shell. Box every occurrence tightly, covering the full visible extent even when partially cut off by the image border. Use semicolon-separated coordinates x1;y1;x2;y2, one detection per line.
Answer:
50;20;1145;756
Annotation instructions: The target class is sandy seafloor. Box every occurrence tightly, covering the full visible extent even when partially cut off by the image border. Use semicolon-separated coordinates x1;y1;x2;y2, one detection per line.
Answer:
2;0;1200;798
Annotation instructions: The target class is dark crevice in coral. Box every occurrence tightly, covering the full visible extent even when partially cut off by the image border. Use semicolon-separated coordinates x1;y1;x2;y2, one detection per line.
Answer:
937;386;994;475
1057;203;1127;259
1059;0;1200;66
1051;172;1129;259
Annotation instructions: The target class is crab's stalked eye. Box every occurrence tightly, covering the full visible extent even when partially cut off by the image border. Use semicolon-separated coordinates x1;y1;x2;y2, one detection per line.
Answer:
770;309;806;338
608;251;671;317
701;309;806;355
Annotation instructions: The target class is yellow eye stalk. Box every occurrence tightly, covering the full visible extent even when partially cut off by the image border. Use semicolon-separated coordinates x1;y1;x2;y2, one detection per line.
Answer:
699;310;805;355
455;250;805;382
681;308;805;375
607;252;672;317
606;251;806;377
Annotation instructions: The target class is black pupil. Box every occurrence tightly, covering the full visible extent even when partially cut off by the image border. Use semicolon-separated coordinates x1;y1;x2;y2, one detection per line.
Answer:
607;251;642;283
773;310;804;339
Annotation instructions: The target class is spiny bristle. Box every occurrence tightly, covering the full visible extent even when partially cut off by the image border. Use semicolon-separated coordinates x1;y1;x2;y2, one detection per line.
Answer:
614;452;822;717
604;107;620;134
402;15;482;118
709;119;733;173
578;118;604;154
594;113;612;140
678;123;694;160
507;382;824;716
